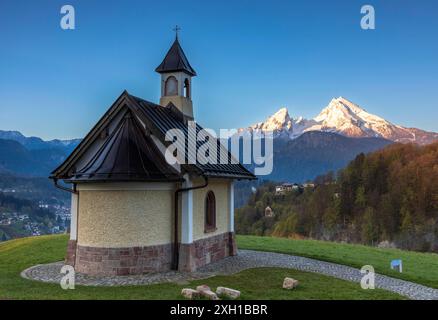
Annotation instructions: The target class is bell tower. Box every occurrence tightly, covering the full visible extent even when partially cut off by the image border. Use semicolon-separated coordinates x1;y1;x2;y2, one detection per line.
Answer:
155;27;197;119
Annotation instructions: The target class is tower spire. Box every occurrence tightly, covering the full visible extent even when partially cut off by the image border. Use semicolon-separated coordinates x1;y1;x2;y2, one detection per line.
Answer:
156;31;196;119
155;30;197;76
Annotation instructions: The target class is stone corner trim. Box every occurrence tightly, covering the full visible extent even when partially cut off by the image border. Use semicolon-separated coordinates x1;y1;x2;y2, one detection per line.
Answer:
228;232;237;256
65;240;77;266
178;232;237;272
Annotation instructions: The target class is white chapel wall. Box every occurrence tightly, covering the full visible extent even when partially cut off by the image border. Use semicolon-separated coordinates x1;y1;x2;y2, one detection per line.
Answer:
76;184;174;248
192;178;230;241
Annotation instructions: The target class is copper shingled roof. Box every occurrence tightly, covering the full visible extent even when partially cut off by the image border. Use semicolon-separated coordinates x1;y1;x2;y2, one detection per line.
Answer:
155;38;197;76
51;91;256;182
129;94;255;179
69;110;182;182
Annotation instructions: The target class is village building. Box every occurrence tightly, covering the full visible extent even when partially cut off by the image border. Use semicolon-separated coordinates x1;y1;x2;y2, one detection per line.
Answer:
302;183;315;189
264;206;274;218
50;35;255;276
275;183;294;195
275;183;304;195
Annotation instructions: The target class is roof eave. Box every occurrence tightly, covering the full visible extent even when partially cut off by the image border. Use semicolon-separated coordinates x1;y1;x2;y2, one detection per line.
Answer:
155;68;197;77
203;173;257;180
51;90;133;177
64;177;184;183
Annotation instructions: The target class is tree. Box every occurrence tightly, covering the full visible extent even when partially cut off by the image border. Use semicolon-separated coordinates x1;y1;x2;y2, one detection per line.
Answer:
361;207;378;245
273;212;298;238
378;194;396;240
399;205;416;249
400;206;414;236
355;186;367;210
322;197;341;239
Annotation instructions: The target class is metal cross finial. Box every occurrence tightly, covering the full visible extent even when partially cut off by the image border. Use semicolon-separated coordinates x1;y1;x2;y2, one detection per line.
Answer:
173;25;181;40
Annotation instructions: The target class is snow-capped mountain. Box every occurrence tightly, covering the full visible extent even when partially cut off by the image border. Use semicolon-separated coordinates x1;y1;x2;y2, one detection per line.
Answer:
239;107;294;138
239;97;438;144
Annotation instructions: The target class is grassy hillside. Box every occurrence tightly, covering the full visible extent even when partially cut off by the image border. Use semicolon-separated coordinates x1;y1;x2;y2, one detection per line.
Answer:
238;235;438;288
0;235;403;300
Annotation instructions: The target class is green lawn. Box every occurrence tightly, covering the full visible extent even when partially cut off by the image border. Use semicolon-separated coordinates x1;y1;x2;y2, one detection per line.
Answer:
0;235;403;300
238;235;438;289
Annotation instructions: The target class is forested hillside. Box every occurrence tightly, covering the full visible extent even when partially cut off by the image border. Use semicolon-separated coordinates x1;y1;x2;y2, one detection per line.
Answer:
236;142;438;252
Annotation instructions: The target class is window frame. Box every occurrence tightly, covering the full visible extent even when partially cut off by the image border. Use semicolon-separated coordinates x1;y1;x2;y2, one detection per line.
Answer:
164;76;178;96
183;78;190;98
204;190;217;233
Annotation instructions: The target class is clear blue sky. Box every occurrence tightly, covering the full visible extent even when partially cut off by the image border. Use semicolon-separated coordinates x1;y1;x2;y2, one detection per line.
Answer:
0;0;437;140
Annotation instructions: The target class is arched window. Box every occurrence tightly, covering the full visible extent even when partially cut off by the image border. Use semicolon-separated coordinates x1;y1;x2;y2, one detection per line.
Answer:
165;76;178;96
184;78;190;98
205;191;216;232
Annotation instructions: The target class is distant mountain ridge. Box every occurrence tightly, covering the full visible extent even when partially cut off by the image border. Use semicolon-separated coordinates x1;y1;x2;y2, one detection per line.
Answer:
0;130;81;152
0;123;392;182
0;131;81;177
252;131;392;182
0;138;71;177
1;95;434;182
239;97;438;145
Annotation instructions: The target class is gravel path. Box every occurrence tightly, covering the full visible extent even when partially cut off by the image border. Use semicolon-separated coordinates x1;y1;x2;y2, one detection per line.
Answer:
21;249;438;300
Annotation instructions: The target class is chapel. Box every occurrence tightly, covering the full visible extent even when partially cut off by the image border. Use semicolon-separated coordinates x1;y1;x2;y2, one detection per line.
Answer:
50;34;255;275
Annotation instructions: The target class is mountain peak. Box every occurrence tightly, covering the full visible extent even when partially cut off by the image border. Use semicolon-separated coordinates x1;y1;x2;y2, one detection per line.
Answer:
274;106;289;116
314;97;396;137
238;97;438;144
319;97;367;117
331;96;368;114
270;107;290;124
249;107;292;133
